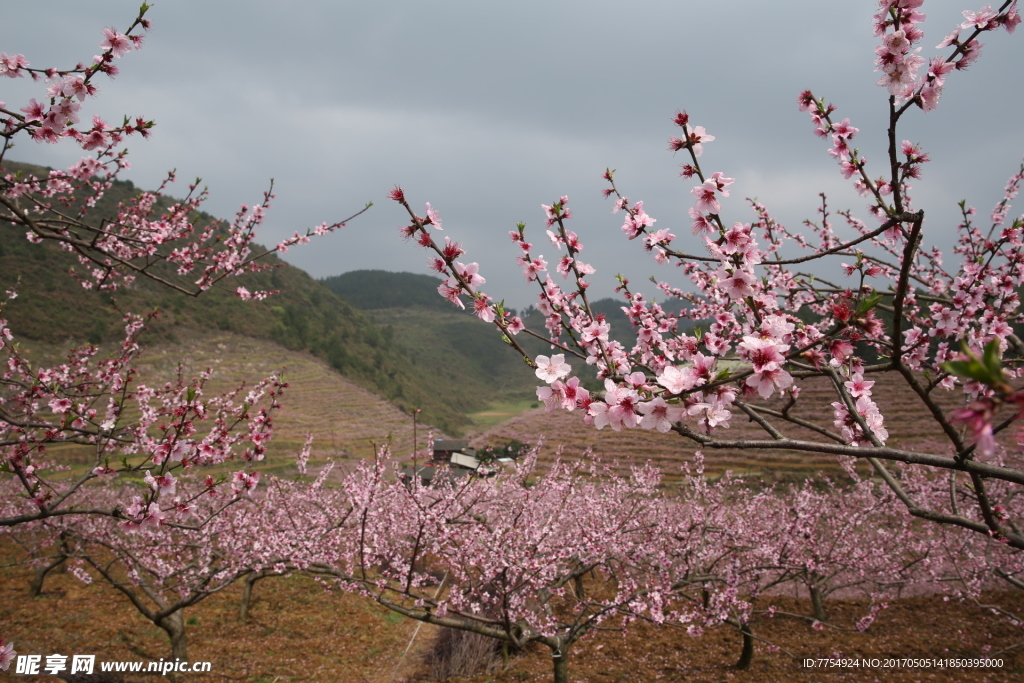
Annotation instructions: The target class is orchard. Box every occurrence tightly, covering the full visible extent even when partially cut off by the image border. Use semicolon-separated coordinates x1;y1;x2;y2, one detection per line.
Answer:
3;1;1024;682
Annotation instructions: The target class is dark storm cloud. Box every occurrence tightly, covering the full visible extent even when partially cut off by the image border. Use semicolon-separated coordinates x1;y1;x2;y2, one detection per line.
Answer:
2;1;1021;308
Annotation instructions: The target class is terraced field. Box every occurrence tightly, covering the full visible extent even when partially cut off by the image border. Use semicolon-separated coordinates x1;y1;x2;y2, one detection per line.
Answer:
22;329;437;480
136;330;436;463
470;372;981;483
131;336;994;484
27;327;999;485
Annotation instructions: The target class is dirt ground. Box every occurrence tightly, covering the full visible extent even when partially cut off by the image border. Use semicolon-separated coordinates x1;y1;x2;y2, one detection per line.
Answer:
1;542;1022;683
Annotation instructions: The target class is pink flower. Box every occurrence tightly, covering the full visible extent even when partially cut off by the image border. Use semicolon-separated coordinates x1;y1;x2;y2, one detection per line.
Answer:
589;379;641;431
81;128;110;151
139;502;166;529
424;202;442;230
231;470;260;495
152;440;190;465
937;28;961;49
723;224;758;260
831;118;859;140
760;314;795;340
581;320;611;343
1004;5;1022;33
689;207;715;235
621;201;656;239
542;204;557;223
535;354;571;383
473;297;495;322
561;376;587;410
537;381;566;411
19;98;44;121
0;52;28;78
685;124;715;157
692;180;721;214
100;28;132;59
838;158;860;178
719;269;756;300
638;397;683;432
961;5;1000;30
956;39;983;70
950;399;998;458
657;365;703;395
144;471;177;496
0;639;15;671
437;280;465;309
738;336;789;373
518;255;547;281
644;228;675;251
454;261;485;287
48;397;73;414
708;171;734;193
746;366;793;399
557;255;574;278
60;75;90;102
844;378;875;398
169;441;190;463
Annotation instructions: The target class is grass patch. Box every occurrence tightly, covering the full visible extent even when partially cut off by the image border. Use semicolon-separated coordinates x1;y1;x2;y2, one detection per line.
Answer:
465;398;540;431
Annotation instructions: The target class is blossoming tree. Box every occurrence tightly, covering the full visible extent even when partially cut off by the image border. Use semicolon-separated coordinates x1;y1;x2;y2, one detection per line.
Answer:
291;445;778;683
389;1;1024;559
37;481;268;662
3;1;1024;678
0;3;368;531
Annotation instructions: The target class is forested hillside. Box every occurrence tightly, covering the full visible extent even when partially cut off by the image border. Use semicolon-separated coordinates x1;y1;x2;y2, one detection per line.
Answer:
0;162;468;432
322;270;547;405
1;161;696;434
321;268;699;403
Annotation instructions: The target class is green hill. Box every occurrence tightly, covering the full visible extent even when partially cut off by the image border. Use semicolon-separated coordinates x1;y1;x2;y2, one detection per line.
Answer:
321;269;676;402
321;270;461;313
1;160;698;435
0;161;471;433
321;270;548;413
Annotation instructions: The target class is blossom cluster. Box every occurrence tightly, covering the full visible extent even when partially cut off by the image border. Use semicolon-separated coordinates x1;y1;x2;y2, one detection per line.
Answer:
1;6;367;297
395;1;1024;555
873;0;1019;109
0;300;286;528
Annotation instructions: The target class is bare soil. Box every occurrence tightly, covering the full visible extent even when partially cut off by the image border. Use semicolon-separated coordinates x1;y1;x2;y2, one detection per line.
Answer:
2;544;1022;683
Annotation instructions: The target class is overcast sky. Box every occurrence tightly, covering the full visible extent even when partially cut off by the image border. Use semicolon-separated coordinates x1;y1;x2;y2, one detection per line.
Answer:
2;1;1021;308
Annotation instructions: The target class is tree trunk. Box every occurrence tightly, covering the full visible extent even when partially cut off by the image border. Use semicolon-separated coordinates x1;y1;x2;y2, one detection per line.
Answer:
29;555;66;597
810;584;827;622
157;610;188;663
550;640;571;683
572;574;585;602
735;623;754;670
239;572;263;621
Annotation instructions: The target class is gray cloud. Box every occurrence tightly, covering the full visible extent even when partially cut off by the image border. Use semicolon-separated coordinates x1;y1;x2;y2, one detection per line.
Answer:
2;0;1021;308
